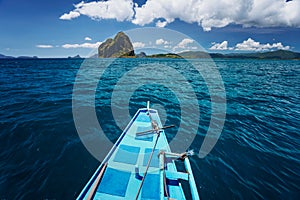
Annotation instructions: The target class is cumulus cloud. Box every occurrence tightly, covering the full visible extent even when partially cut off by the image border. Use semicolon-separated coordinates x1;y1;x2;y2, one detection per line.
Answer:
210;41;229;50
164;45;172;49
210;38;290;51
155;20;168;27
85;37;92;41
132;0;176;26
132;42;145;48
36;45;54;48
155;38;170;45
235;38;290;51
59;11;80;20
176;38;194;48
60;0;300;30
59;0;134;21
173;38;196;51
133;0;300;31
62;42;102;49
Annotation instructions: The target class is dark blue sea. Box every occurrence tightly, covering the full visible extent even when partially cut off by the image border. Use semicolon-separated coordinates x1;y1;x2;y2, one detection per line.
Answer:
0;58;299;199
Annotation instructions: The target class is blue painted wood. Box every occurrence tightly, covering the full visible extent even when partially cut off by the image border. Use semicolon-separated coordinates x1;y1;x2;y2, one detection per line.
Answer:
113;145;140;165
166;171;189;181
143;148;160;168
77;107;200;200
184;158;200;200
141;174;160;199
97;167;130;197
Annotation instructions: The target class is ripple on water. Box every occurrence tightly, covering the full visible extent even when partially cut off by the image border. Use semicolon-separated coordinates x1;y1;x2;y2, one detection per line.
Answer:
0;58;299;199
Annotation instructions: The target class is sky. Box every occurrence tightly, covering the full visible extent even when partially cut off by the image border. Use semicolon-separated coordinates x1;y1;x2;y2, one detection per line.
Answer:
0;0;300;58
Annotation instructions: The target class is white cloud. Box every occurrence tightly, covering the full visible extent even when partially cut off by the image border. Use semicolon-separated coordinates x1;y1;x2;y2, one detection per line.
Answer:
173;38;196;51
132;42;145;48
132;0;176;26
133;0;300;31
177;38;194;48
62;42;102;49
235;38;290;51
156;20;168;27
59;11;80;20
36;45;54;48
85;37;92;41
209;41;229;50
210;38;290;51
59;0;134;21
60;0;300;30
155;38;169;45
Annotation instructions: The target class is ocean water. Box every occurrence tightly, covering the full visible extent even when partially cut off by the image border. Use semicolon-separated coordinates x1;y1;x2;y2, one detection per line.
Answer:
0;58;299;199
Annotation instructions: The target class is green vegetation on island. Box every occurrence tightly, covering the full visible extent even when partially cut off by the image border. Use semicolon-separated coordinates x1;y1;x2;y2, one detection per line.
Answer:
135;50;300;60
216;50;300;60
147;53;182;59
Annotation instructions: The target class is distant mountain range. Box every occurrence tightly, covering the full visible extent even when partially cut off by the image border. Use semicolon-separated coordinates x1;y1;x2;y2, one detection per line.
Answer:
0;54;36;59
0;54;82;59
0;54;15;59
149;50;300;60
0;54;39;59
1;50;300;60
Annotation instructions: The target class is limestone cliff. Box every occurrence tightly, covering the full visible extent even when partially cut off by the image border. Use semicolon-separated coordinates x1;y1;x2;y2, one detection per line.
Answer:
98;32;135;58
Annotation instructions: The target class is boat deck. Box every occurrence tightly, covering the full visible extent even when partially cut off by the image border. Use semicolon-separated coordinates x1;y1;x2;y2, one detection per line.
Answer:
78;108;199;200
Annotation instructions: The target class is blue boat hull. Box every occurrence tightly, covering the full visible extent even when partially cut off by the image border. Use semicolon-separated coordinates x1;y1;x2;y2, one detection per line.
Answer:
77;107;200;200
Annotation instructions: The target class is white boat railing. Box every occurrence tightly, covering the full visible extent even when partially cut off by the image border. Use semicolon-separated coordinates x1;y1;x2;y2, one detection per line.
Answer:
184;157;200;200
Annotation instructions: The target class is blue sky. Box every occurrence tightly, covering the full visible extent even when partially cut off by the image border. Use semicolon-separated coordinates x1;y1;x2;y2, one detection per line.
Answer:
0;0;299;58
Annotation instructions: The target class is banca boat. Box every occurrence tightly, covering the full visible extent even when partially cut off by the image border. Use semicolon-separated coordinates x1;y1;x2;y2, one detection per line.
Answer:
77;102;200;200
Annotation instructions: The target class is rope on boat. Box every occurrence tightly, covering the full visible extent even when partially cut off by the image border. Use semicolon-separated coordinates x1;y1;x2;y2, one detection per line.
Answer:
135;108;161;200
135;105;177;199
134;132;160;200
